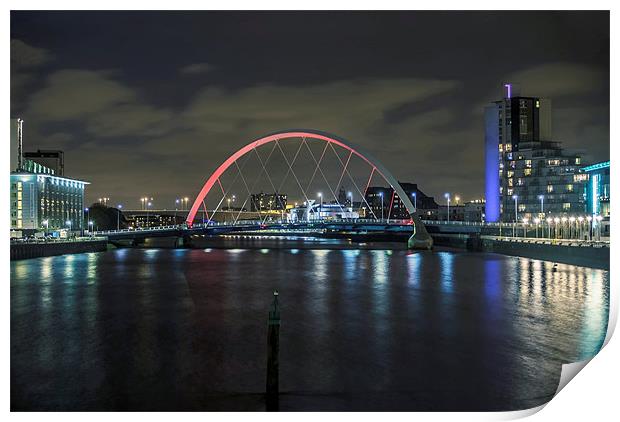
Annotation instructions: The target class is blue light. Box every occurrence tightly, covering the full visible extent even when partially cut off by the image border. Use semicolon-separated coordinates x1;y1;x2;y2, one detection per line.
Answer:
484;105;500;222
582;161;609;172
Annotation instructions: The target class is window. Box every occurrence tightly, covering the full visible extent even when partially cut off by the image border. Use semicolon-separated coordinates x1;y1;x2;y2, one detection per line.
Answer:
547;185;554;193
563;203;571;210
566;184;574;192
519;204;526;212
575;157;581;165
507;188;513;196
508;178;513;187
574;174;588;182
524;168;532;176
507;171;514;178
525;160;532;168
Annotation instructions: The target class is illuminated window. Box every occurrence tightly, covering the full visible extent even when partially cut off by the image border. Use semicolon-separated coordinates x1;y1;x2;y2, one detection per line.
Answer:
524;168;532;176
507;188;513;196
574;174;588;182
566;184;573;192
508;178;513;187
536;100;540;108
499;144;503;152
548;159;560;166
575;157;581;165
547;185;554;193
563;203;571;210
519;204;526;212
525;160;532;168
507;171;514;178
505;144;512;152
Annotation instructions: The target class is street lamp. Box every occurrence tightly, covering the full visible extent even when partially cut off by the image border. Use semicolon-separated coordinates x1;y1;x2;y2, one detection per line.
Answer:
554;217;560;239
569;216;575;239
117;204;123;231
546;217;552;238
561;217;567;239
534;217;540;238
538;195;544;215
455;195;460;206
577;216;584;240
66;220;72;232
379;192;384;221
317;193;323;221
444;193;451;222
522;218;528;238
596;215;603;240
348;192;353;215
88;220;94;237
147;201;152;227
512;195;518;223
412;192;417;211
43;219;49;236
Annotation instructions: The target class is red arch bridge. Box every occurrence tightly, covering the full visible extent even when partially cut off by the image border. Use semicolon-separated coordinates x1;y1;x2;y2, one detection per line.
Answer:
99;129;433;250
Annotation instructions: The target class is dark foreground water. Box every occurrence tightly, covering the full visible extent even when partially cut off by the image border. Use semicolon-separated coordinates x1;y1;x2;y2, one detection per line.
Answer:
11;240;609;411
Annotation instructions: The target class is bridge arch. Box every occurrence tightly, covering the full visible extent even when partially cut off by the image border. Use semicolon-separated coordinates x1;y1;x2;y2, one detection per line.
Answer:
186;129;433;249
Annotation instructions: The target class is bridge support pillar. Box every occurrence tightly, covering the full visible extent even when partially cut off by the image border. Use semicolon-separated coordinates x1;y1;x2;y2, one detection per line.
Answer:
175;235;192;248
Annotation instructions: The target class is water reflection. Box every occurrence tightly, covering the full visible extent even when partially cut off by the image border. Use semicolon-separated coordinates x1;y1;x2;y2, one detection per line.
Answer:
10;246;610;411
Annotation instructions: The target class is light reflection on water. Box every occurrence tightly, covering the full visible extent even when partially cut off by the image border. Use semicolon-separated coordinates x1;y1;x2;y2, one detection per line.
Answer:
10;244;609;411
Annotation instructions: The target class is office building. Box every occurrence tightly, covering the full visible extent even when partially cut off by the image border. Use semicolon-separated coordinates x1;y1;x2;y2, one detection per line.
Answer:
365;182;438;220
250;192;287;212
583;161;610;217
484;85;586;222
9;118;88;233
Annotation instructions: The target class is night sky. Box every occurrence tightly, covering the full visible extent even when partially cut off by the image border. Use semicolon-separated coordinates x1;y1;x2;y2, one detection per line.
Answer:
10;11;609;209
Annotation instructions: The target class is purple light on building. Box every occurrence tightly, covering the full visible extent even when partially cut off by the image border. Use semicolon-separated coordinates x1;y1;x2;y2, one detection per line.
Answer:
504;83;512;99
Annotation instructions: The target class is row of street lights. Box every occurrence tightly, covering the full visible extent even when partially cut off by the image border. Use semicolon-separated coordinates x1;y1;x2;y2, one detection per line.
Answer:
512;214;605;240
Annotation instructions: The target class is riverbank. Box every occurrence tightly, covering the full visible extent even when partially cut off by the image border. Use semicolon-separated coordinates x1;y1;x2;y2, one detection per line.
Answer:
10;238;108;260
431;233;609;270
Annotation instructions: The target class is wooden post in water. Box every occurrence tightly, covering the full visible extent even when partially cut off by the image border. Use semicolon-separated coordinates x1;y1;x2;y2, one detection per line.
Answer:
266;290;280;411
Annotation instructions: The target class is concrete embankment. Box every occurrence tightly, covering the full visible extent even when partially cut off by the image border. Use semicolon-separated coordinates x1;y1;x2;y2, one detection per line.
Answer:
10;239;108;260
431;233;609;270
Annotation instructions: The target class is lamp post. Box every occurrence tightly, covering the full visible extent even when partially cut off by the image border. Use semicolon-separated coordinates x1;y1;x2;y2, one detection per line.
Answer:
317;193;323;221
444;193;450;223
66;219;72;233
577;216;584;240
534;217;540;238
117;204;123;231
84;207;90;235
379;192;384;221
184;197;189;211
348;192;353;217
554;217;560;238
522;218;528;238
43;219;49;236
569;216;575;239
538;195;544;215
596;215;603;240
586;216;592;241
546;217;552;238
455;195;460;206
147;201;152;227
88;220;94;237
561;217;567;239
412;192;417;212
512;195;518;222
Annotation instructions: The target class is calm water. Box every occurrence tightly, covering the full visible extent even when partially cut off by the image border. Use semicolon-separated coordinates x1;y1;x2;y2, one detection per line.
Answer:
11;240;609;411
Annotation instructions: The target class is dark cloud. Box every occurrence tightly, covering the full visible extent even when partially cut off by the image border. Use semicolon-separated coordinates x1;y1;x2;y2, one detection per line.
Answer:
180;63;215;75
9;11;609;208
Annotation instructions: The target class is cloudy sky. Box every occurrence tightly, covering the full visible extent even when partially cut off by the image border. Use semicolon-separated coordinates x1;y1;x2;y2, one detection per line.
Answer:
10;11;609;209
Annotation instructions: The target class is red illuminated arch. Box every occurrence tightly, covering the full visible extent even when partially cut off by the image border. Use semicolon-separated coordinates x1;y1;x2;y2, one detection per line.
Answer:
186;129;433;249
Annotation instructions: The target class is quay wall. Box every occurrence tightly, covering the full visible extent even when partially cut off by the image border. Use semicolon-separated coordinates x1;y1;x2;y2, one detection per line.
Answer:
10;240;108;261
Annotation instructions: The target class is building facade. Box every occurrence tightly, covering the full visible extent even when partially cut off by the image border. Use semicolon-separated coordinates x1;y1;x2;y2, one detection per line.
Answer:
9;119;88;233
250;192;287;212
10;168;88;232
365;182;439;220
485;85;586;222
583;161;610;218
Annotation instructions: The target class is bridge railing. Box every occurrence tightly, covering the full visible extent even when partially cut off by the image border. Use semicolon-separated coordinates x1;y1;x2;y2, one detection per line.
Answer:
94;217;417;235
